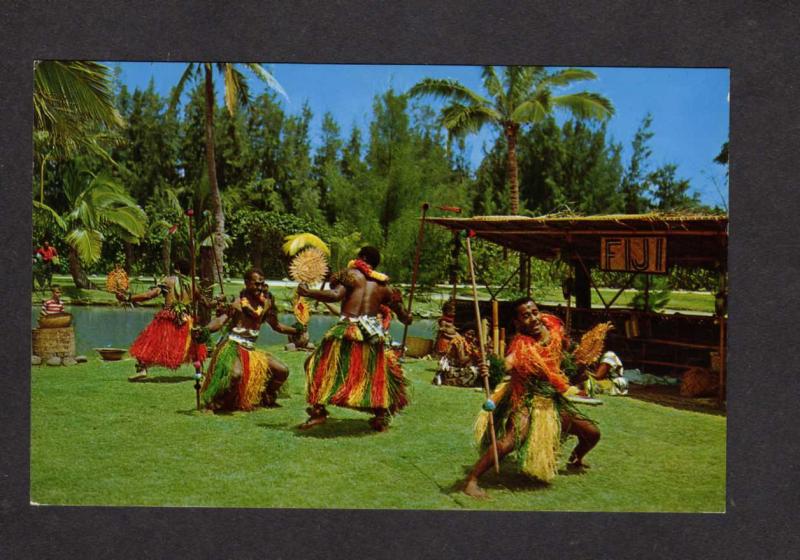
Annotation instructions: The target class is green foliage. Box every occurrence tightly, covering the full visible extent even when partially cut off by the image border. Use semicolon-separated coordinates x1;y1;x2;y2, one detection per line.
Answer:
630;274;671;312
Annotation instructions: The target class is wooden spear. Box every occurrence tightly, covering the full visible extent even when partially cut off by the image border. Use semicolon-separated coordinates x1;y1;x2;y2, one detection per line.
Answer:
464;230;501;474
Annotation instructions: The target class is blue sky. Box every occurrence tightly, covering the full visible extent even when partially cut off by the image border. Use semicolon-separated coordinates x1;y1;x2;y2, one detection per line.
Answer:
111;62;729;208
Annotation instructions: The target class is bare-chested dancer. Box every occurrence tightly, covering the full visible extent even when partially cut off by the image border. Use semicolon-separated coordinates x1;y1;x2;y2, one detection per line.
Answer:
297;246;412;431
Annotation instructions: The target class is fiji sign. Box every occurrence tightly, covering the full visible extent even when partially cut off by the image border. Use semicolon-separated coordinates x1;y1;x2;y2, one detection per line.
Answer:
600;237;667;273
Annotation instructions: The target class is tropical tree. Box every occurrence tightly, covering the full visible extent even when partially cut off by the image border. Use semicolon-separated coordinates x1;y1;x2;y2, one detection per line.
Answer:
409;65;615;214
58;160;147;288
34;60;124;158
169;63;287;282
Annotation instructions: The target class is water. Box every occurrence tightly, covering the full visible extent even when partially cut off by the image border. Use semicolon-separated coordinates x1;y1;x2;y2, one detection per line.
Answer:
31;306;438;355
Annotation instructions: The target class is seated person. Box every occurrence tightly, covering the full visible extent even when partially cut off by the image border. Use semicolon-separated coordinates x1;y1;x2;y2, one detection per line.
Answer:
591;351;628;395
40;285;65;317
434;327;481;387
433;300;460;356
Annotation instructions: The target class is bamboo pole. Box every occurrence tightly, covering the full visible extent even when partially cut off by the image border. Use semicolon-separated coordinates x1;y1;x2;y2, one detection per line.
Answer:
464;233;500;474
491;299;499;355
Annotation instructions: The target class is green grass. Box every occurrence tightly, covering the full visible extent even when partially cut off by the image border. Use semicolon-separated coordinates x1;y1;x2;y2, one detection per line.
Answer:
31;348;726;511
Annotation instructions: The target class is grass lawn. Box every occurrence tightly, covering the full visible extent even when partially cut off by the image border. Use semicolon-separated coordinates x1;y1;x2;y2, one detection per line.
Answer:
31;347;726;511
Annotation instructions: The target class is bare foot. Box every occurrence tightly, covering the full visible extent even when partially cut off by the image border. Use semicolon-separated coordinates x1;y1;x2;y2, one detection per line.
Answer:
567;459;590;470
128;372;148;382
298;416;327;430
369;416;389;432
462;479;488;499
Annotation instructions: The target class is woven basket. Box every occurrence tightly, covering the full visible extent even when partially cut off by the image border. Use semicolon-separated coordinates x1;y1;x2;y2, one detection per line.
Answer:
38;313;72;329
405;336;433;358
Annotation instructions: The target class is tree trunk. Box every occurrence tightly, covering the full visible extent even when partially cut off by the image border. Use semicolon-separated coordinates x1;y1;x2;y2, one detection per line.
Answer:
68;245;93;289
505;123;520;215
204;65;226;285
124;241;135;274
198;246;215;325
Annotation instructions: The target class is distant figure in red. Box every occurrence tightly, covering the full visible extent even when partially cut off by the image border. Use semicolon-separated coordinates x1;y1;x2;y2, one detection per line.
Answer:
34;240;59;289
117;260;207;382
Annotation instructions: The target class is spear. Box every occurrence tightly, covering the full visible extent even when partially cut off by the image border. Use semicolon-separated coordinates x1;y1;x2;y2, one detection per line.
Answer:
400;204;461;354
186;209;204;409
463;229;500;473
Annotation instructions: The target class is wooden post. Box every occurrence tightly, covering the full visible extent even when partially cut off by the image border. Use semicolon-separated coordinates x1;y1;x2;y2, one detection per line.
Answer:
187;209;197;319
499;327;506;356
464;232;501;474
491;299;499;355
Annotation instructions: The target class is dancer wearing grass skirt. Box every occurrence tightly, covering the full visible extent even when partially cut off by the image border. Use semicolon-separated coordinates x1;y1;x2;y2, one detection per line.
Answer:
462;297;601;498
297;246;412;432
199;268;305;411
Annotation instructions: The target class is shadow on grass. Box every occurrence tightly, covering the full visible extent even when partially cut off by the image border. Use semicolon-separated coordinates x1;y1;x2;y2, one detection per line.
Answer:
134;375;195;384
443;463;552;497
287;418;378;439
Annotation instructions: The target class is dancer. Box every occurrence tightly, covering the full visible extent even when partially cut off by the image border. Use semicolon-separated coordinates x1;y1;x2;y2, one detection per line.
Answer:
199;268;303;411
117;260;207;382
463;297;601;498
297;246;412;432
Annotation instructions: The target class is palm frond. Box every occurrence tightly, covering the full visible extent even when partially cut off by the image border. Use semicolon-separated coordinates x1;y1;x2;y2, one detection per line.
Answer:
33;200;67;231
481;66;505;105
541;67;598;88
552;91;615;121
510;98;550;124
220;64;250;115
282;232;330;257
408;78;490;106
66;228;104;264
246;63;289;100
505;66;538;106
34;61;124;132
169;63;197;112
98;206;148;238
441;103;500;136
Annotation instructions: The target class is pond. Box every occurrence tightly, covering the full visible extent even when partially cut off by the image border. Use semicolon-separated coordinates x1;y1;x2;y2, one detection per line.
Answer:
31;306;438;355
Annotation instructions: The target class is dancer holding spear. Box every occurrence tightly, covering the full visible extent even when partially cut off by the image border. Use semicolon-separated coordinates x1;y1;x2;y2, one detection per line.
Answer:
118;209;208;382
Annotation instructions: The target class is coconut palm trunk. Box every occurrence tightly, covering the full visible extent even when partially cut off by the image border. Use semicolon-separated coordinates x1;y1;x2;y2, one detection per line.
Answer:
203;65;225;283
504;122;521;215
68;246;93;289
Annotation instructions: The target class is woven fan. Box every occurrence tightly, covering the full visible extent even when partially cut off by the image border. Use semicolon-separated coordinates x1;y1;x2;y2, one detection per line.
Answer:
289;247;329;285
572;322;614;366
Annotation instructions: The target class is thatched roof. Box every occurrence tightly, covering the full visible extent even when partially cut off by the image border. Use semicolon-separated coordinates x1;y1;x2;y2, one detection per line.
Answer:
427;213;728;269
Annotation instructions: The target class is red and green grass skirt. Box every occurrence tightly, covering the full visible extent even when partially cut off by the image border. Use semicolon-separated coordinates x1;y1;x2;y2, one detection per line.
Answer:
129;309;207;369
200;338;272;411
305;320;408;412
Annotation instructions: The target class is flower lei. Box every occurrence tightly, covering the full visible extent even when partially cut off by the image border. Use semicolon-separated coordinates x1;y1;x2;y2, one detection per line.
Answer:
240;295;266;320
348;259;389;283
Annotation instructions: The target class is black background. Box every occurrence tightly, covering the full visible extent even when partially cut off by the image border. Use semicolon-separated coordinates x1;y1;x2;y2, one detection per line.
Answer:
2;1;798;558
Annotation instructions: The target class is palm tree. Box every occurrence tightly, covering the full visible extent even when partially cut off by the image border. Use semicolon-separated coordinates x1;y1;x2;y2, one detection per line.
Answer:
169;63;287;282
34;61;125;205
409;66;615;214
59;160;148;288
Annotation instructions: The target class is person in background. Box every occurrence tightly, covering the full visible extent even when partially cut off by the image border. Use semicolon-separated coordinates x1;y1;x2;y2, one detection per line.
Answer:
34;240;59;288
40;285;65;317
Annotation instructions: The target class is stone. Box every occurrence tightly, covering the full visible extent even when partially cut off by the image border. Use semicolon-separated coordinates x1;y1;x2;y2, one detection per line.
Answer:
75;355;88;363
31;355;42;366
62;357;78;367
284;343;297;351
46;356;62;366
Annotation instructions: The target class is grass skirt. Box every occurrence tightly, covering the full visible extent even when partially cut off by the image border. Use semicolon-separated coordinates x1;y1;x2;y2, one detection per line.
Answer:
474;380;591;483
305;320;408;412
200;338;271;411
129;309;207;369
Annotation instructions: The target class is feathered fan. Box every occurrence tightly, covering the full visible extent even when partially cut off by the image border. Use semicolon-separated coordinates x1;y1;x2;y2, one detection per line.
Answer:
283;234;330;325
